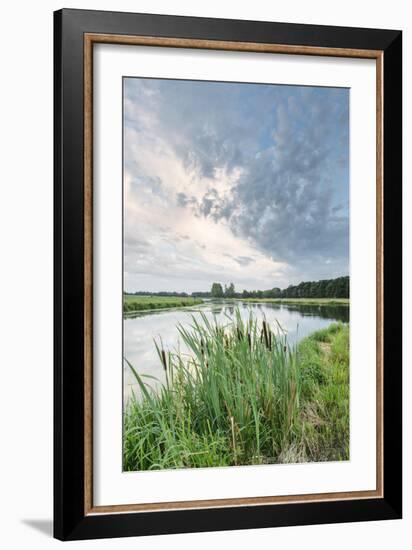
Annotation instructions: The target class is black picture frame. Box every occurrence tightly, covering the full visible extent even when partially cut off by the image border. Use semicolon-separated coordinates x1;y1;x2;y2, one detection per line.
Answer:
54;8;402;541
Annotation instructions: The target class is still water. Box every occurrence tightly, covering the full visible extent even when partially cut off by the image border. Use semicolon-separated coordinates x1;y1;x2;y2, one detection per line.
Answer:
123;300;349;402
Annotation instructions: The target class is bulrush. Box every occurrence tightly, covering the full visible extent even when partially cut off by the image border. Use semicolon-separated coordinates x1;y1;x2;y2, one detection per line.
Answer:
123;312;349;471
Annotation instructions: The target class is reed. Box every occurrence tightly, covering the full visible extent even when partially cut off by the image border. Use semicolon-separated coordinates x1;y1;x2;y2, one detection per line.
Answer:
123;310;349;471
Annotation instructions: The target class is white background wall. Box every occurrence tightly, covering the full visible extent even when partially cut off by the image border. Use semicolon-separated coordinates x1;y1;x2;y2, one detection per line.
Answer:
0;1;408;548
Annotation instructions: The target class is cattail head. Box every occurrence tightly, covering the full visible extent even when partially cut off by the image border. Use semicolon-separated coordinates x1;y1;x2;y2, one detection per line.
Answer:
160;349;167;372
262;320;271;350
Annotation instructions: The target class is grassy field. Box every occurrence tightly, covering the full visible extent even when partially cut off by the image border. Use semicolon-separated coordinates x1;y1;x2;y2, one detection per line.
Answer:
123;311;349;471
124;295;203;313
240;297;349;306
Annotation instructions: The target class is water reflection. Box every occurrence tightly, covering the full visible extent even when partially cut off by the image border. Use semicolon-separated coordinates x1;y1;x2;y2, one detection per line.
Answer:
123;300;349;402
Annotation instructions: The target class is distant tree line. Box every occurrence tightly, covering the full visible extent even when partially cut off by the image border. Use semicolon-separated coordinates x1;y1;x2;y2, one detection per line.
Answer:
126;276;349;300
194;276;349;299
239;276;349;299
277;276;349;298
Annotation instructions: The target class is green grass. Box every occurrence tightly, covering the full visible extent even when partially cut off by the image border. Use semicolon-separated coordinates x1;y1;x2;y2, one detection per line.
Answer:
240;298;349;306
123;311;349;471
296;323;349;462
124;295;203;313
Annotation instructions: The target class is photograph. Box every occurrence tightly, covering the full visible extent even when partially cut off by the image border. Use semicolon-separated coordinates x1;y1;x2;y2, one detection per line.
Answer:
51;7;402;541
122;77;350;472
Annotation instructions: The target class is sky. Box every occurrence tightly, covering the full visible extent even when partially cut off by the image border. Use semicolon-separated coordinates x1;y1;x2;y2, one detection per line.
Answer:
123;77;349;293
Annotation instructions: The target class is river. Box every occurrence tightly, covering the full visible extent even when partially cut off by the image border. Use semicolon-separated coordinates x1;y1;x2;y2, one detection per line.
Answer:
123;300;348;403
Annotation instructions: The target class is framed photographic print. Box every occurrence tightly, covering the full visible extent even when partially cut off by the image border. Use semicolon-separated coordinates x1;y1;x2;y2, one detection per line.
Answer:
54;8;402;541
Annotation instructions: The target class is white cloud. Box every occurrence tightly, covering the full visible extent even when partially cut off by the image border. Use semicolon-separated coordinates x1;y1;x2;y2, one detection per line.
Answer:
123;77;349;292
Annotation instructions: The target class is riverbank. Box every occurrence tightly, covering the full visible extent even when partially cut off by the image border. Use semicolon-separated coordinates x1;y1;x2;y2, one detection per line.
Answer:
124;295;203;314
123;314;349;471
239;297;349;306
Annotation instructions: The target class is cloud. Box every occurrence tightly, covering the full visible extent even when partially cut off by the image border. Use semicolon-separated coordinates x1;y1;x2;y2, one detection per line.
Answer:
123;78;349;291
234;256;254;267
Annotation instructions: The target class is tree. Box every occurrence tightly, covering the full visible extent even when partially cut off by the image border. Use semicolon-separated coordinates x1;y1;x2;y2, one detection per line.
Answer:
210;282;224;298
225;282;235;298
